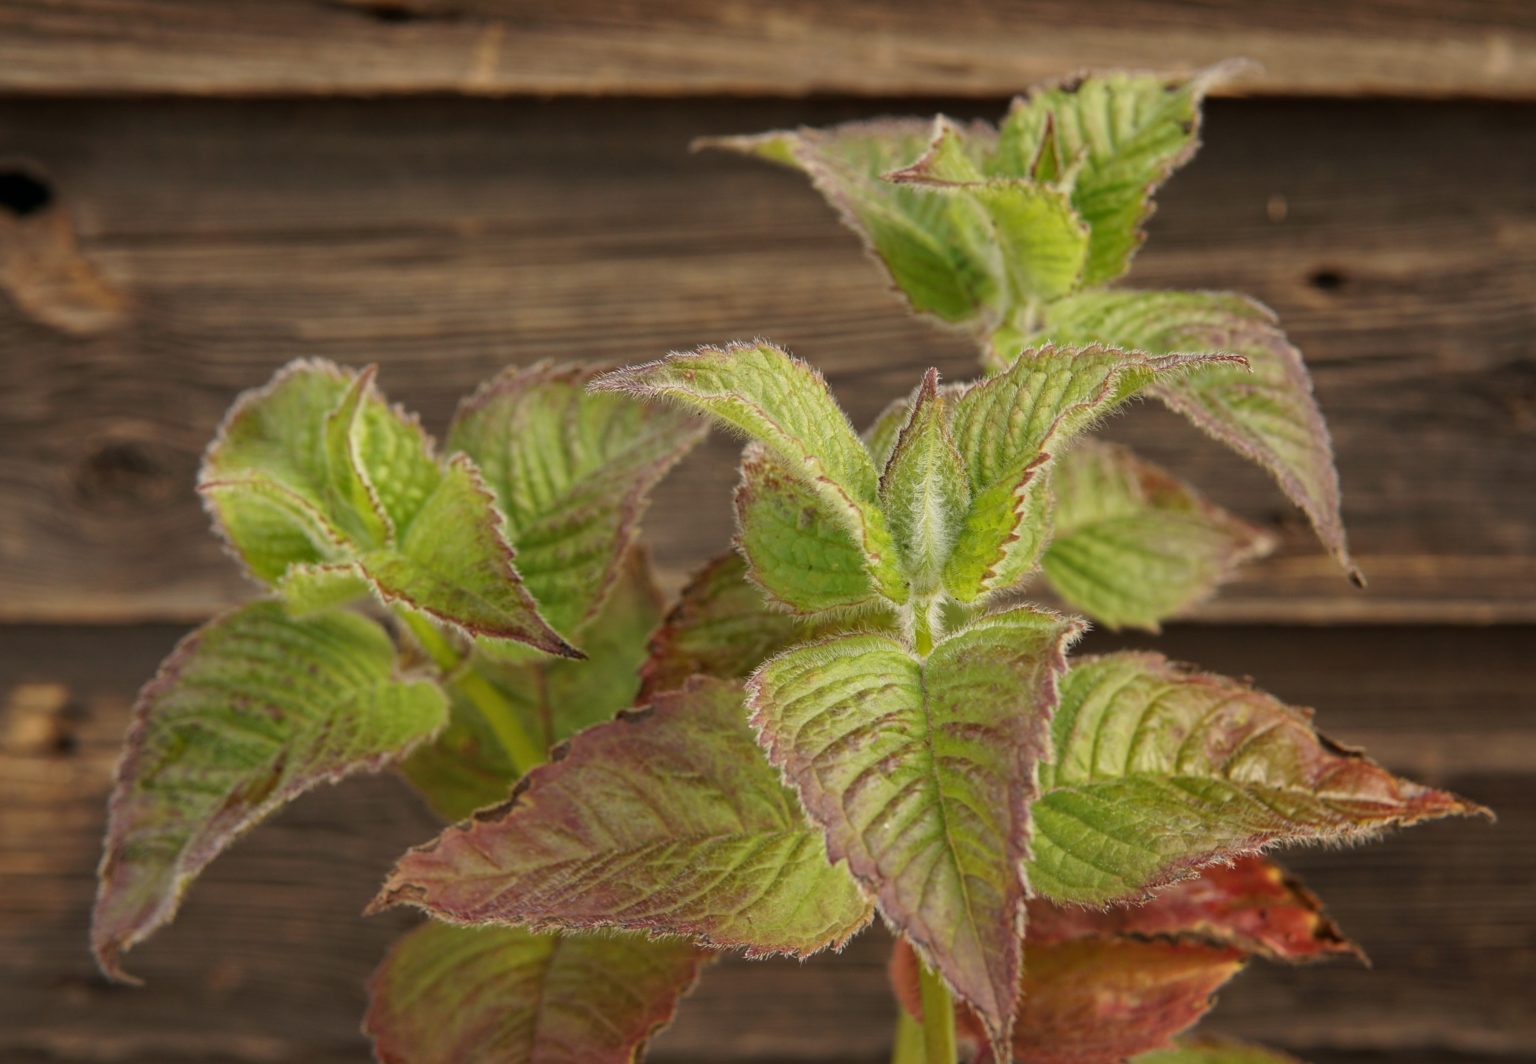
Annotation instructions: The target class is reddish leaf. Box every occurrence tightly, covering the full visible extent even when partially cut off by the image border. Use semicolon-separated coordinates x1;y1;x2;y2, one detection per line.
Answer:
638;550;812;700
892;935;1242;1064
892;856;1360;1063
371;678;872;957
1029;855;1360;965
366;923;706;1064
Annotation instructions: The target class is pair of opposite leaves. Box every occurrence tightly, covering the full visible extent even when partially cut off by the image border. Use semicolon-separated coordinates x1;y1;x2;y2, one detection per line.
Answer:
375;342;1481;1059
702;62;1357;587
91;359;706;979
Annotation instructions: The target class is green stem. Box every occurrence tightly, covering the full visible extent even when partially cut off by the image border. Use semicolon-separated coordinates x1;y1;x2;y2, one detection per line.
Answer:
456;668;544;775
918;961;957;1064
891;1008;925;1064
394;609;545;775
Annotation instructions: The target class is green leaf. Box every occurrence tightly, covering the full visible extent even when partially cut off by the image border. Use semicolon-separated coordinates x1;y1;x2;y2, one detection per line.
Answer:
1135;1040;1305;1064
700;67;1234;331
594;342;906;611
747;608;1081;1055
359;455;579;658
887;119;1090;308
371;677;873;957
1029;288;1357;578
944;345;1240;601
402;547;664;821
202;360;573;657
365;923;705;1064
1042;440;1274;630
993;65;1237;285
879;369;971;593
1029;652;1489;907
700;121;1003;325
639;550;819;700
735;445;893;615
200;360;358;581
92;601;448;981
449;361;705;635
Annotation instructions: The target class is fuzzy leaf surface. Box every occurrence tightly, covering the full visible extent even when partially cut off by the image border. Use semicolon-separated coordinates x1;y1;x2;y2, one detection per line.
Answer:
1029;853;1358;964
1042;440;1274;629
449;361;705;634
887;119;1090;307
372;677;872;956
1031;289;1355;576
639;551;817;700
93;601;447;981
879;369;971;591
360;455;578;658
595;343;905;610
992;66;1231;284
892;855;1339;1064
202;359;571;656
892;933;1241;1064
402;549;663;821
748;609;1081;1054
945;345;1240;601
365;923;705;1064
1029;652;1488;906
701;122;1003;324
735;446;892;614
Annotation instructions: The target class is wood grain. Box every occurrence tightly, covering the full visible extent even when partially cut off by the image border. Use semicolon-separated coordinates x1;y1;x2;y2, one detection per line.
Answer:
0;0;1531;100
0;96;1530;625
1;622;1527;1061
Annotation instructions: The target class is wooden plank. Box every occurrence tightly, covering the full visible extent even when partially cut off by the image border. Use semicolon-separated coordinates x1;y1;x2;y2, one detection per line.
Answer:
1;623;1528;1060
0;0;1531;99
0;96;1531;624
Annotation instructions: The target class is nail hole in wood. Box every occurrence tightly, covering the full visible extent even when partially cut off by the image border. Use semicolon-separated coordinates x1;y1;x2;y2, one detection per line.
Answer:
0;169;54;218
1307;268;1346;292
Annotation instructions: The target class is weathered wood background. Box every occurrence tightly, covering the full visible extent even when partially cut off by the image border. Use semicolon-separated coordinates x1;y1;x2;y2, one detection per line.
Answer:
1;3;1531;1062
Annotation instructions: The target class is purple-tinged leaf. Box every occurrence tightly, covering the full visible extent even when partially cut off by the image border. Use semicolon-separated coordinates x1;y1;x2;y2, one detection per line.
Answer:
92;601;447;981
1030;854;1360;965
371;677;873;957
1027;288;1357;578
638;550;815;700
747;608;1082;1056
892;855;1337;1064
449;361;705;635
1029;652;1489;906
366;923;706;1064
892;932;1242;1064
359;455;579;659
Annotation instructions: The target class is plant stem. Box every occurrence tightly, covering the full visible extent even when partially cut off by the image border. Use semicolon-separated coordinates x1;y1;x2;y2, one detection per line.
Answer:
917;961;958;1064
394;608;545;775
890;1009;925;1064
